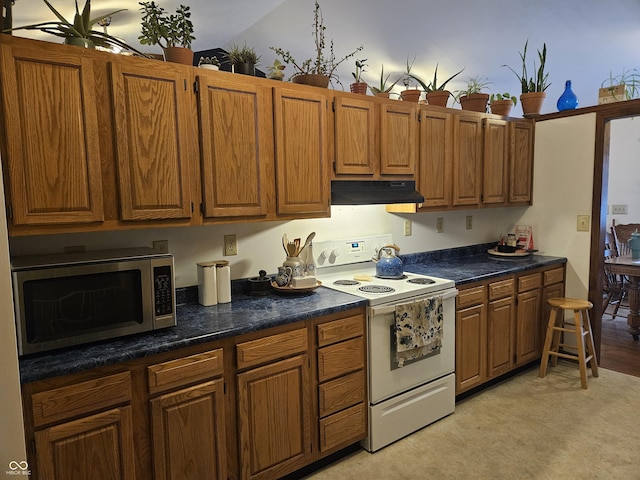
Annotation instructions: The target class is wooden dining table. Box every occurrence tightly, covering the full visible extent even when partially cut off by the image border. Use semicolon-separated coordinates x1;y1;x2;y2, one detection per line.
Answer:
604;254;640;340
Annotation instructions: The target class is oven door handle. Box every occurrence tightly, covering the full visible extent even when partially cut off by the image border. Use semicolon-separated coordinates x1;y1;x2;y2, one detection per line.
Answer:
369;288;458;317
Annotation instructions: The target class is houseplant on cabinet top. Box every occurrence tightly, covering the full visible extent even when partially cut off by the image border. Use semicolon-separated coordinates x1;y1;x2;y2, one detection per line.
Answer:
227;44;260;75
455;75;492;112
350;58;368;94
270;0;363;88
504;40;549;117
138;1;195;65
408;62;465;107
368;64;401;97
490;92;517;116
6;0;145;54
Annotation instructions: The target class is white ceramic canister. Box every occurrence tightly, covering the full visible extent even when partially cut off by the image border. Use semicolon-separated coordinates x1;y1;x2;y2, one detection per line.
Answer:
215;261;231;303
197;261;218;306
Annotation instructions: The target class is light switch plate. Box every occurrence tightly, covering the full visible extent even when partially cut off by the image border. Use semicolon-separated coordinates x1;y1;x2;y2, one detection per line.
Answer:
577;215;590;232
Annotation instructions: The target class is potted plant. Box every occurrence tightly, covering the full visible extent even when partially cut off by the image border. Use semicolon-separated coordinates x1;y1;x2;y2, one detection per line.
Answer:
504;40;549;117
408;63;465;107
368;64;401;98
267;59;286;81
455;75;492;112
138;1;195;65
198;56;220;70
599;69;640;104
227;44;260;76
270;0;363;88
490;92;517;116
6;0;145;54
350;58;368;95
400;57;422;102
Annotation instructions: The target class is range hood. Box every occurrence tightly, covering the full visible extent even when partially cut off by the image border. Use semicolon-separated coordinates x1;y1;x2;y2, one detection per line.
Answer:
331;181;425;205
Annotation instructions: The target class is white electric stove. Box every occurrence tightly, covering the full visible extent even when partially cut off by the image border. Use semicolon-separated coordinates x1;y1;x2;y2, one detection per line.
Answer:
314;234;458;452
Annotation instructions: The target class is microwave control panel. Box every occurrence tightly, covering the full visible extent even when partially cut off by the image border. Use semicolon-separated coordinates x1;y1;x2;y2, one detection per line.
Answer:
153;265;173;316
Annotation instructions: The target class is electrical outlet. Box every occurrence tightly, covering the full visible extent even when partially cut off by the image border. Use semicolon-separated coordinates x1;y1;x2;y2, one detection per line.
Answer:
577;215;590;232
466;215;473;230
153;240;169;253
436;217;444;233
404;219;412;236
611;204;628;215
224;234;238;256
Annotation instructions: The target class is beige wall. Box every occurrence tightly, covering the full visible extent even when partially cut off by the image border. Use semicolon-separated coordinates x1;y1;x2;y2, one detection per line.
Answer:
0;161;26;471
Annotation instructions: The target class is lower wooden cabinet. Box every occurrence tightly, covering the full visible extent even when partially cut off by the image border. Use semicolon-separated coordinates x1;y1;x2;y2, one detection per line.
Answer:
455;264;565;395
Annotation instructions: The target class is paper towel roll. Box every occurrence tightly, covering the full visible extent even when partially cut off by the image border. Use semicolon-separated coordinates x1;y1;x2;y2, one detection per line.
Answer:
216;264;231;303
197;261;218;306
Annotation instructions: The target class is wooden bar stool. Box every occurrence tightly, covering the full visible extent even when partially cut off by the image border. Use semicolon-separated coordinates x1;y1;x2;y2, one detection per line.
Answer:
539;297;599;389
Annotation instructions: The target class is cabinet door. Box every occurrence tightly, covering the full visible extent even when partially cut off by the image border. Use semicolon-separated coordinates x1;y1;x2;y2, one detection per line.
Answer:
197;75;273;218
150;379;226;480
379;102;417;175
418;109;453;208
333;95;376;175
34;406;135;480
455;303;486;393
110;62;193;221
273;87;329;216
509;120;534;204
237;354;311;480
482;118;509;205
452;113;483;206
0;44;104;225
487;296;515;378
516;288;542;365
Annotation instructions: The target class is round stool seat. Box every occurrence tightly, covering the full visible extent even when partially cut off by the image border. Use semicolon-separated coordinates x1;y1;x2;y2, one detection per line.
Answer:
547;297;593;310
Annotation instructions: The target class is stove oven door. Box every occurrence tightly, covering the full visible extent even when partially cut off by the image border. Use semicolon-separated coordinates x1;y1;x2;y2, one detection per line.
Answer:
367;288;457;404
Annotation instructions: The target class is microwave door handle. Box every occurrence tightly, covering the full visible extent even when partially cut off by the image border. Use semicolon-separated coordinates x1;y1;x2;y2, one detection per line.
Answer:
369;288;458;317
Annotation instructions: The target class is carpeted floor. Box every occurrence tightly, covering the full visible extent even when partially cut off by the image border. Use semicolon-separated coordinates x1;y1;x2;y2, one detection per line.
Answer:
302;363;640;480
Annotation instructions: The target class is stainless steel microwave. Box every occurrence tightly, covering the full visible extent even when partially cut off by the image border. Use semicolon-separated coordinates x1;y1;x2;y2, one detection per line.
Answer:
11;247;176;355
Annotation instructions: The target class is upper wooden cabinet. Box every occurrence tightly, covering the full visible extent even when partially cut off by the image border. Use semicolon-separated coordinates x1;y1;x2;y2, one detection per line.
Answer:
452;112;484;206
509;119;534;204
0;42;104;226
273;86;330;217
417;108;453;208
110;61;194;221
196;75;273;218
482;118;509;206
333;94;416;179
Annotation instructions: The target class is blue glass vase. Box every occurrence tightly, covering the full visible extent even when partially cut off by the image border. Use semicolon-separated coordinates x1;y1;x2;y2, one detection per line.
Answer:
557;80;578;111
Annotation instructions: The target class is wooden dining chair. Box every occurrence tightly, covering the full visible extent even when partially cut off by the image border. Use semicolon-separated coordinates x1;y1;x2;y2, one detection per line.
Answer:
603;246;627;318
611;221;640;257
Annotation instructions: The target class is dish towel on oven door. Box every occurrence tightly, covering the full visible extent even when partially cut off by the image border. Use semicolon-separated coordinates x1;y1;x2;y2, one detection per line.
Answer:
394;295;444;367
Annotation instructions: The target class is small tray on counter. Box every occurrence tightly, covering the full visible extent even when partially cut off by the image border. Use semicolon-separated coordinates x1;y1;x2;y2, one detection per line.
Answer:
487;248;531;257
270;280;322;294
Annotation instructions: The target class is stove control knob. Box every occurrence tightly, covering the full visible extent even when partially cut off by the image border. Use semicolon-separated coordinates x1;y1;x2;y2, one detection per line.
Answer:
331;248;341;258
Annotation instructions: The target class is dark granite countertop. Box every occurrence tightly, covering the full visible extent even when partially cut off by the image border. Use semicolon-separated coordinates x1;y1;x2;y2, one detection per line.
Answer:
19;243;566;384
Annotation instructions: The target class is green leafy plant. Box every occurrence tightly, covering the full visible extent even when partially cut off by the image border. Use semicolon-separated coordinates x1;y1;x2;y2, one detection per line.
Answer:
454;75;492;101
407;61;465;93
5;0;144;54
490;92;518;106
352;58;367;83
368;64;401;95
227;44;260;65
138;1;195;49
270;0;363;86
601;69;640;100
504;40;550;93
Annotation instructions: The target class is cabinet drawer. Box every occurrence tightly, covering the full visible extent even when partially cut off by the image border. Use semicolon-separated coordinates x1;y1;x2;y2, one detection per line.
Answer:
488;278;515;300
318;337;364;382
457;285;485;309
317;314;364;347
319;403;366;452
544;267;564;286
148;348;224;395
518;272;541;292
319;370;365;417
31;372;131;427
236;327;308;370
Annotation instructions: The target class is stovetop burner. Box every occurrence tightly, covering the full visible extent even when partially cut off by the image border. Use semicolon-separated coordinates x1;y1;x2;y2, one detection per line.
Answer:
376;274;408;280
359;285;395;294
333;279;360;286
407;277;436;285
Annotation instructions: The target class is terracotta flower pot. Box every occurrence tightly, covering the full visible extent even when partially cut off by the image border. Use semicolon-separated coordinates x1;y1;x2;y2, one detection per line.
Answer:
291;74;330;88
163;46;194;66
520;92;547;118
490;99;514;116
459;93;489;112
375;92;390;98
426;90;451;107
350;82;368;95
400;89;421;103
